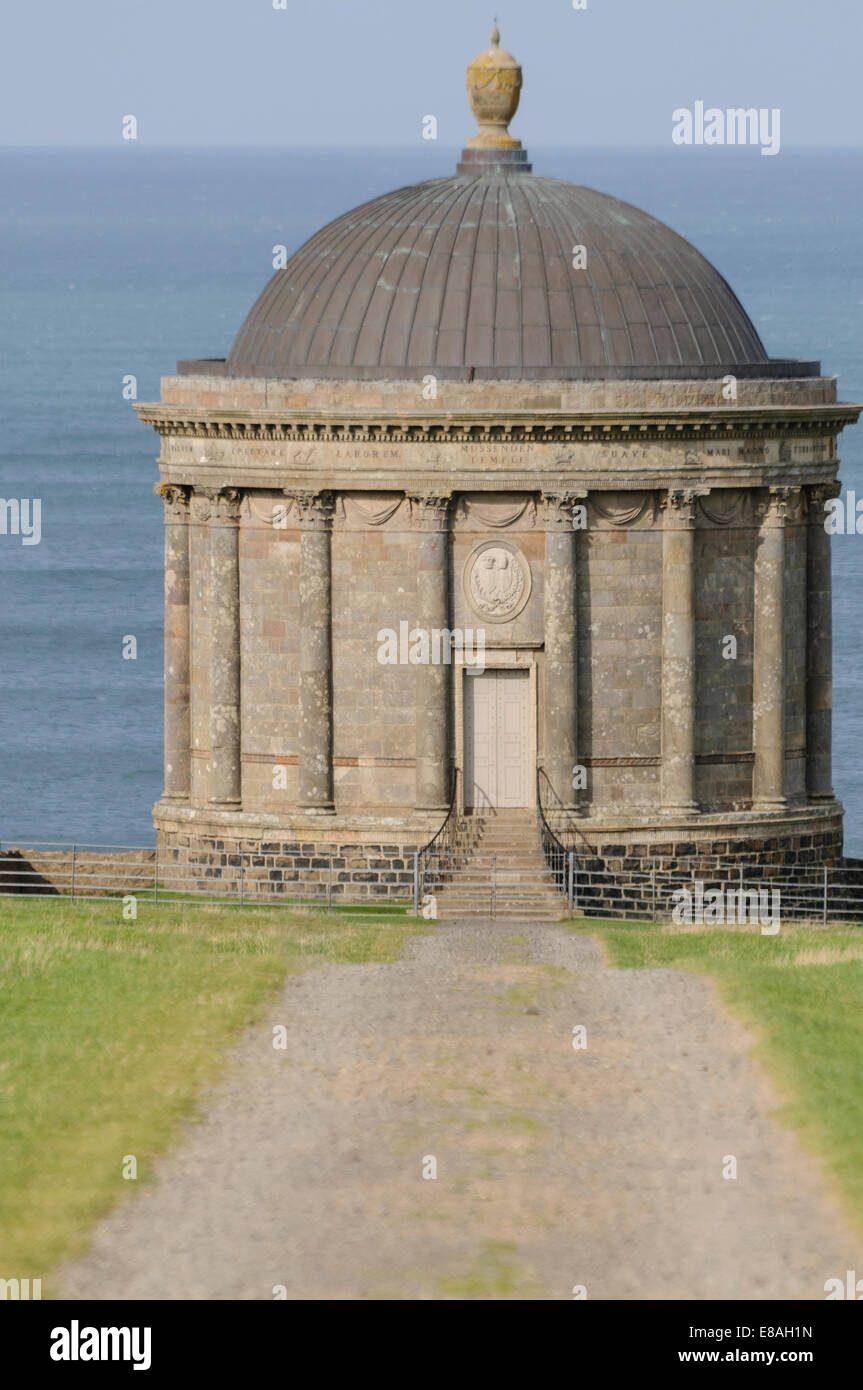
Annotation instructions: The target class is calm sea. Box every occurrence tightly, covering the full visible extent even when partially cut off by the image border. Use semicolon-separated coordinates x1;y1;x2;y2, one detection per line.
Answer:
1;147;862;850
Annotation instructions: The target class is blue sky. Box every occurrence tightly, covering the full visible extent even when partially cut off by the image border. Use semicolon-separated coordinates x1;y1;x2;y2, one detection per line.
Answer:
2;0;862;147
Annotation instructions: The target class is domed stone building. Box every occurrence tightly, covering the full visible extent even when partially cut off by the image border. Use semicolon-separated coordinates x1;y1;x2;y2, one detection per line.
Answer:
139;31;860;907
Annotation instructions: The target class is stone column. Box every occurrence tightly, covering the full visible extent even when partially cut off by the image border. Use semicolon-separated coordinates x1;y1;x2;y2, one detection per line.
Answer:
542;491;581;811
159;484;191;802
806;482;839;802
295;491;335;813
752;486;790;811
660;489;699;814
412;493;452;810
207;488;243;807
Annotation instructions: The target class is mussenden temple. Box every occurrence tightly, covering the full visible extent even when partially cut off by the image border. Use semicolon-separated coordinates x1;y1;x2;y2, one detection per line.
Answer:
137;31;861;917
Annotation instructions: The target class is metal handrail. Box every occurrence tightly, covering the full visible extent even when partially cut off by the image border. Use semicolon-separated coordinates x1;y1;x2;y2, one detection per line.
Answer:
422;766;461;857
535;767;575;910
536;767;595;856
417;766;461;906
536;767;566;852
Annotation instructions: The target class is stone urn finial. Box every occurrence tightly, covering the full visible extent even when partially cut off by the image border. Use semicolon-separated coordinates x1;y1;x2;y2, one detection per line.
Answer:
465;24;523;150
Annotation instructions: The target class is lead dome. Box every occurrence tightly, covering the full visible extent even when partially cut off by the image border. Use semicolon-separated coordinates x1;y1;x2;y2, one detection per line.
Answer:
225;26;781;384
225;175;776;382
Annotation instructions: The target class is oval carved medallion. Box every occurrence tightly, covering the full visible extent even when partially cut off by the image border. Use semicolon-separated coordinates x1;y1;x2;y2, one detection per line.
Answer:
463;541;532;623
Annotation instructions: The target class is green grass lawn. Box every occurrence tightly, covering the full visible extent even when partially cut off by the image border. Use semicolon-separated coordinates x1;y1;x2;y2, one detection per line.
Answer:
572;917;863;1231
0;897;417;1289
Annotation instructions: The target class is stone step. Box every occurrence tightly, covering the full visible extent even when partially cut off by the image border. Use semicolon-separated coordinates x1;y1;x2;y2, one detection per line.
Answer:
434;909;567;921
431;814;571;921
465;842;549;853
453;817;536;828
436;884;564;896
438;885;562;894
436;877;560;890
439;847;547;857
433;893;566;907
466;820;536;827
452;860;550;870
433;900;569;911
436;911;564;922
456;857;554;868
458;839;544;850
433;907;568;921
457;847;550;859
441;857;556;869
440;880;559;890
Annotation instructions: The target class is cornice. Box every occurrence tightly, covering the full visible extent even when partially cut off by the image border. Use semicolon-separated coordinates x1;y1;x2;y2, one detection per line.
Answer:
135;402;862;445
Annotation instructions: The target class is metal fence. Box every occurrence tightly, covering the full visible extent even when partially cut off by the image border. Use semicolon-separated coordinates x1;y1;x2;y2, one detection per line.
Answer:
2;839;863;923
0;843;411;912
533;764;863;924
557;855;863;924
407;847;863;923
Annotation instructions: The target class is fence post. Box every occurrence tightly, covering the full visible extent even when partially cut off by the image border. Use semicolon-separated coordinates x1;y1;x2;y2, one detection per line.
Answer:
239;851;244;907
327;853;333;912
71;843;76;903
154;844;159;904
651;860;656;923
823;865;828;925
568;849;575;913
412;851;419;917
491;852;496;920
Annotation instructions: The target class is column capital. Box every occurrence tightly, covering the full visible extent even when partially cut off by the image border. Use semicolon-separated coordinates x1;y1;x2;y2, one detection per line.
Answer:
197;487;243;525
541;489;587;531
155;482;191;521
408;492;452;531
757;485;801;525
806;480;841;517
290;489;335;531
660;487;707;526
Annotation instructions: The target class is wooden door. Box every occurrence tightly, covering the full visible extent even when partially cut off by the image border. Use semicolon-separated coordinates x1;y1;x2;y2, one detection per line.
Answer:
464;670;530;809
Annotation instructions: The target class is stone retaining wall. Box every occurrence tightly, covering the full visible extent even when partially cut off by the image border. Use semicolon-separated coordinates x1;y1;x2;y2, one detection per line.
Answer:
157;830;419;902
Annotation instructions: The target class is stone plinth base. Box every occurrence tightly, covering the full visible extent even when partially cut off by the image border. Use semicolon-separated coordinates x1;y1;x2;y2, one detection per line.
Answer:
545;803;844;870
544;803;848;921
154;801;442;902
155;799;846;910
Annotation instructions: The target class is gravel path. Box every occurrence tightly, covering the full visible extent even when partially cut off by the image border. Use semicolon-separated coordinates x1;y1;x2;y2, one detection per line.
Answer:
59;921;861;1300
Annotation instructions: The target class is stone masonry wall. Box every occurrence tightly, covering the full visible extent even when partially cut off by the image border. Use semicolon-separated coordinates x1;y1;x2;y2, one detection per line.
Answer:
552;818;850;921
157;826;421;902
578;520;662;810
332;514;417;812
694;518;755;810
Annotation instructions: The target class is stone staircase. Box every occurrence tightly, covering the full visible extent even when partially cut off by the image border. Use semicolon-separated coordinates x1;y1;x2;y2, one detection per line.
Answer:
430;809;569;921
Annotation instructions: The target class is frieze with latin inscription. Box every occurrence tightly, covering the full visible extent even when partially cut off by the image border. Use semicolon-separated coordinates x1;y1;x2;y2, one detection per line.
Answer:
160;434;836;482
